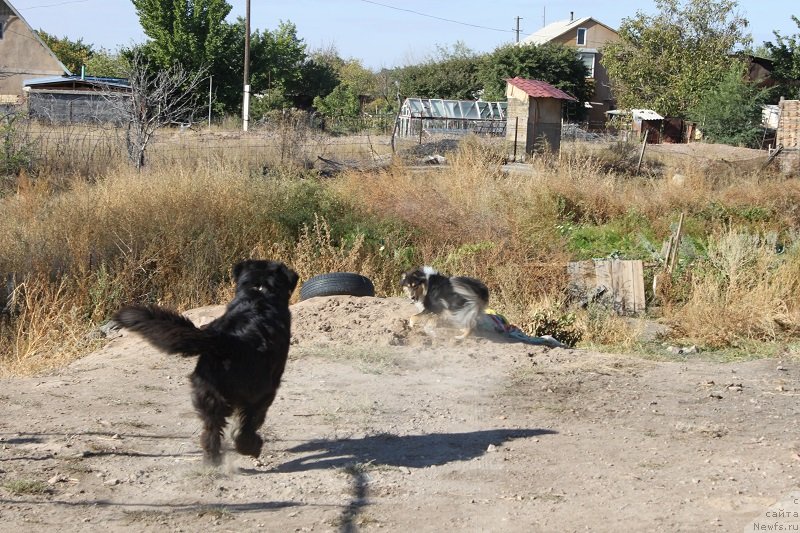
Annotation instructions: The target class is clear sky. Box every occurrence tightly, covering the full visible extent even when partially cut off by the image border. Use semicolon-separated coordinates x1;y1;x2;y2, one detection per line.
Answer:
12;0;800;70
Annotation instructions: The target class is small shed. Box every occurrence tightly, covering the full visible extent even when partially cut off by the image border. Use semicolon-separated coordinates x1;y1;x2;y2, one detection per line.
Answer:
631;109;664;143
505;77;576;159
606;108;665;143
776;98;800;173
23;74;130;124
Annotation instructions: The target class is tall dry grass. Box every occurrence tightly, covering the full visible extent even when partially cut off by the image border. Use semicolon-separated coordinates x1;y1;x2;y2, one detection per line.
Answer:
2;129;799;375
665;230;800;348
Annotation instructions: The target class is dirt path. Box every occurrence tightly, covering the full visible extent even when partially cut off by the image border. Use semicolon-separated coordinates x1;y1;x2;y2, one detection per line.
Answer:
1;296;798;532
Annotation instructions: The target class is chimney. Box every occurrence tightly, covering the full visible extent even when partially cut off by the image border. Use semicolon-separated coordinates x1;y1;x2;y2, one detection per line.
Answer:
570;12;574;22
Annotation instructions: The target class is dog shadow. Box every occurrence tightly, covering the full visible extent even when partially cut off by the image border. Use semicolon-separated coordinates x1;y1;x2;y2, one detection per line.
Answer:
267;428;556;473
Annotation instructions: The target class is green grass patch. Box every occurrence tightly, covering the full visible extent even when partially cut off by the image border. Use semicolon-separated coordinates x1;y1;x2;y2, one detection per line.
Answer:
2;479;51;495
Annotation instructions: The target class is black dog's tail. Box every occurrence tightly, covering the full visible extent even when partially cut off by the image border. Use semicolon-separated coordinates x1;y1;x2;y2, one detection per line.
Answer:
113;304;215;357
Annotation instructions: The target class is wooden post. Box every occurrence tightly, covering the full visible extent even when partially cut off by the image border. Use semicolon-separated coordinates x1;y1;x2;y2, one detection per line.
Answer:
667;212;684;273
636;129;649;173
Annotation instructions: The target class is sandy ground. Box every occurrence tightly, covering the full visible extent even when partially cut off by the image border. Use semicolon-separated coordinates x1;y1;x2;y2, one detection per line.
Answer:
1;295;799;532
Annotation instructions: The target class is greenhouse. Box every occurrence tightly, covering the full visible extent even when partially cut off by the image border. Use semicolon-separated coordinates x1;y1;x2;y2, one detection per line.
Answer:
396;98;507;138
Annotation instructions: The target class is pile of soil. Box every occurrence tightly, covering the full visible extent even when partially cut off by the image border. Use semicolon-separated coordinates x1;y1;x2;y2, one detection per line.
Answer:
1;295;798;531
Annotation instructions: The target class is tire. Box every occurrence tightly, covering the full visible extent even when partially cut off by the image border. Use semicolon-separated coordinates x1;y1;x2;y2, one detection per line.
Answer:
299;272;375;301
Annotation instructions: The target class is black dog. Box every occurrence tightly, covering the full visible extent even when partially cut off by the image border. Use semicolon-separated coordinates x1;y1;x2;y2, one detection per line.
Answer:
400;266;489;339
113;260;298;465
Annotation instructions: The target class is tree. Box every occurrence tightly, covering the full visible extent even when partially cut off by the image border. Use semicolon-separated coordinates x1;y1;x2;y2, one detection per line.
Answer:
85;48;130;78
766;15;800;99
688;63;767;147
249;21;307;105
312;84;360;118
478;42;591;103
107;51;208;169
132;0;231;71
297;56;340;108
36;30;93;74
603;0;751;117
394;42;482;100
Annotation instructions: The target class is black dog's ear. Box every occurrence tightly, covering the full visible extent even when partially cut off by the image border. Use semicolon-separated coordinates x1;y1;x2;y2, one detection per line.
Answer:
281;264;299;292
232;260;249;282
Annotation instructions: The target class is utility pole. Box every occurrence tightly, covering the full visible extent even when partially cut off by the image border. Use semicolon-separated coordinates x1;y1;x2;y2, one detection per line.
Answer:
514;16;522;43
242;0;251;132
208;75;213;129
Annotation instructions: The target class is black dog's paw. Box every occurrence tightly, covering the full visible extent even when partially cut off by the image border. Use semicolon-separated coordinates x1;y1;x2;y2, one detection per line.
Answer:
234;432;264;458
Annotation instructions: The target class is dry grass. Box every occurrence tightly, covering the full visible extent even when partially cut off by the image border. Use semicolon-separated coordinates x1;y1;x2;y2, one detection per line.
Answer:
1;128;799;375
665;229;800;348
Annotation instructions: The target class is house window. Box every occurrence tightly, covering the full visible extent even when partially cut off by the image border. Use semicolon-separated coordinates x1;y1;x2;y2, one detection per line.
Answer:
579;52;595;78
0;21;4;40
576;27;587;46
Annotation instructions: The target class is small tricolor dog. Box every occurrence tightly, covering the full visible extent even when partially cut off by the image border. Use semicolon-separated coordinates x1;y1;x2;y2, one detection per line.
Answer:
400;266;489;339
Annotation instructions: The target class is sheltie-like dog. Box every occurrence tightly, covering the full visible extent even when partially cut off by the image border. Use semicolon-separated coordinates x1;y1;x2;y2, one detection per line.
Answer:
400;266;489;339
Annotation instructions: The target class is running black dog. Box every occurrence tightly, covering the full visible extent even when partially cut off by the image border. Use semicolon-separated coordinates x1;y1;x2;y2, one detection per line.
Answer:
113;260;298;465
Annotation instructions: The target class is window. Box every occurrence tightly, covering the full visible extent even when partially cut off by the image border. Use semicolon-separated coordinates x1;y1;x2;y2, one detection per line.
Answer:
579;52;595;78
576;27;587;46
0;21;4;40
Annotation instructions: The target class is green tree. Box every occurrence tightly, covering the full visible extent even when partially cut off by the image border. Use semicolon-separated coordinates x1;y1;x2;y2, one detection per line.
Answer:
84;48;130;78
394;42;482;100
297;56;340;107
312;84;360;118
688;63;767;147
478;42;591;103
132;0;231;71
603;0;751;117
766;15;800;99
36;30;93;74
249;21;307;104
337;59;377;98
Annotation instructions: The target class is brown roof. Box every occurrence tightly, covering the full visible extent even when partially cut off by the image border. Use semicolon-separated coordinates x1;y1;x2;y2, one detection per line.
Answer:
506;77;577;101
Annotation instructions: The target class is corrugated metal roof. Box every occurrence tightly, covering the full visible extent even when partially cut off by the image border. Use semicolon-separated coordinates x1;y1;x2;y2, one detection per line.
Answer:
606;109;664;121
24;75;130;90
520;17;593;45
631;109;663;121
507;77;577;101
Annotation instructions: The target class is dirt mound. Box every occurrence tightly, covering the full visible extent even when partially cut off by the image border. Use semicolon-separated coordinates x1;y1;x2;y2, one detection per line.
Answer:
290;295;413;347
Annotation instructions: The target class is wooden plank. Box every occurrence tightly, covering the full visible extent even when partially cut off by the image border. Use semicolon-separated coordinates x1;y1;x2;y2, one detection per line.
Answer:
631;260;646;313
567;259;646;314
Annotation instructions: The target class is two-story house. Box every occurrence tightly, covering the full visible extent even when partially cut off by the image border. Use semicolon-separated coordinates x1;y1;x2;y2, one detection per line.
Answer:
520;14;619;128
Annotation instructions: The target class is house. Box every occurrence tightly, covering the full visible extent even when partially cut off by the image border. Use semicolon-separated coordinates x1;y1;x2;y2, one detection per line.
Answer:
505;77;576;159
0;0;70;103
520;13;619;129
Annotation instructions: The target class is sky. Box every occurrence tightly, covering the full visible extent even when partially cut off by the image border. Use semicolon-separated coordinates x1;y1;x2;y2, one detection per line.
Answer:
12;0;800;70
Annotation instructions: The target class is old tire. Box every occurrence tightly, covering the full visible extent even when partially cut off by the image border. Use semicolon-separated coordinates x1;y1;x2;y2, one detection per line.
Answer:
299;273;375;301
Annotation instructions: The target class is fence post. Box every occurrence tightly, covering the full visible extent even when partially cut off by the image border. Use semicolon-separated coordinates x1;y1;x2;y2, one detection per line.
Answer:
636;130;649;173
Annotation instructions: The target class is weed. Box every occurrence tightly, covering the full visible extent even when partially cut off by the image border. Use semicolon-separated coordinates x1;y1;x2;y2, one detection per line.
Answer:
2;479;51;495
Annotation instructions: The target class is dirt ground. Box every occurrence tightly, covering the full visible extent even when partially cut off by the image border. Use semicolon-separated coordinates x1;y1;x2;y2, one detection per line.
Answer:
1;295;798;532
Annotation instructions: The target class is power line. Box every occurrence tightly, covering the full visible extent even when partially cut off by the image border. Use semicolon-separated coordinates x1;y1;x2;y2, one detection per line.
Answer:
358;0;516;34
19;0;91;10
